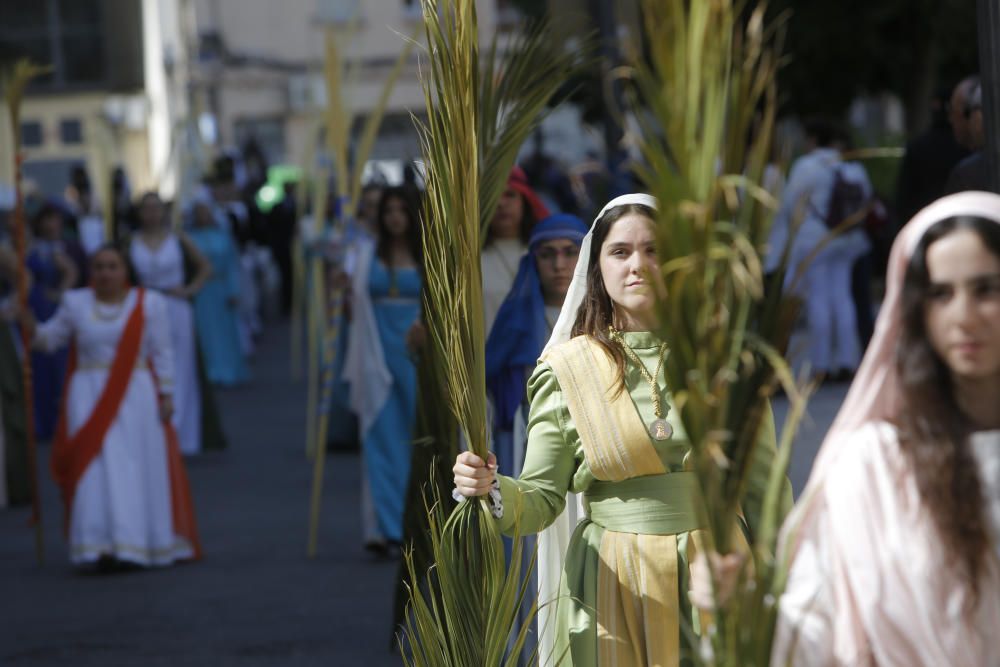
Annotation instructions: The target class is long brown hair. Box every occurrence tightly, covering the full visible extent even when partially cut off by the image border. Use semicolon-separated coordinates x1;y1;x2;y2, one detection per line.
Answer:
896;215;1000;604
375;186;423;268
571;203;657;393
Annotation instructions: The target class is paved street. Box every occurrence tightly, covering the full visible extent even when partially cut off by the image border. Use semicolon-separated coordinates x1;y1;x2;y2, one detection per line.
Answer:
0;323;848;666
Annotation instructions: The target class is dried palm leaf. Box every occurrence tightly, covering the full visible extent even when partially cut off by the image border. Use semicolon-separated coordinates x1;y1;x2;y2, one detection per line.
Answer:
633;1;810;663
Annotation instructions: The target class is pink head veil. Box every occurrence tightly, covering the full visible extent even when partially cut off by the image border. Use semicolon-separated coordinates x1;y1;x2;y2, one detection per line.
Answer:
805;190;1000;486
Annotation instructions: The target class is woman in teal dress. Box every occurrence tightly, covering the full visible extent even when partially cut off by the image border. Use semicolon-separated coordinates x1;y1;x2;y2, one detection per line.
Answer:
454;194;787;666
187;198;249;386
343;186;425;552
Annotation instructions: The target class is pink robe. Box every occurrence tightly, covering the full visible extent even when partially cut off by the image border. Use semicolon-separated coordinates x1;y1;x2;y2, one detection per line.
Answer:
773;422;1000;666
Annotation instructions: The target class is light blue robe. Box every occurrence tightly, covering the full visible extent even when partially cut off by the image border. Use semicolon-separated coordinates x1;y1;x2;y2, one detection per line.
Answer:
364;260;421;543
189;226;249;386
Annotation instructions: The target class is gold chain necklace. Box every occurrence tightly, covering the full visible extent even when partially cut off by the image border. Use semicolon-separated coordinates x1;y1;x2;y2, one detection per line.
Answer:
610;328;674;441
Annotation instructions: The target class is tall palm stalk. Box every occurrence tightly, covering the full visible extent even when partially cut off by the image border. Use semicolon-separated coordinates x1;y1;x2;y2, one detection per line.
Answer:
633;1;809;663
400;1;586;663
305;22;416;557
4;59;51;564
395;6;592;652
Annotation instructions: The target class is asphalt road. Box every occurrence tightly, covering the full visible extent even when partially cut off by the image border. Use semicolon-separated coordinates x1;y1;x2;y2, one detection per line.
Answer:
0;322;848;666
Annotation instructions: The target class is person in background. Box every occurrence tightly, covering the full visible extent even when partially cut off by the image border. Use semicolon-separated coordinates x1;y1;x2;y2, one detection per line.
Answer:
483;212;589;664
26;203;78;440
836;129;878;350
356;183;384;239
64;166;105;256
0;230;29;507
482;166;550;336
486;213;589;481
945;79;987;194
267;181;298;317
110;166;134;242
766;117;871;382
342;186;425;555
130;192;210;455
772;191;1000;666
212;174;261;355
19;245;201;570
895;82;971;226
187;194;249;387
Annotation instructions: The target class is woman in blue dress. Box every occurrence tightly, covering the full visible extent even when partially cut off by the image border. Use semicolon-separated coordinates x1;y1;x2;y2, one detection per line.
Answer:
27;203;78;440
186;197;249;386
343;186;424;553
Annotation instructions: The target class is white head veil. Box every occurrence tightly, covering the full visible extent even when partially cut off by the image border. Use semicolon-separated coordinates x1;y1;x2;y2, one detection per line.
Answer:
542;193;659;353
536;192;658;665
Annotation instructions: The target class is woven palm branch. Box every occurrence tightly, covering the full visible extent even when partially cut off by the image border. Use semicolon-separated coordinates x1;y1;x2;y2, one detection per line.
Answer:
633;1;810;663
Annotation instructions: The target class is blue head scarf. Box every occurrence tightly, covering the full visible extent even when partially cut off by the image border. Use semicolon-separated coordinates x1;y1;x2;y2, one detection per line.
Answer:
485;213;588;429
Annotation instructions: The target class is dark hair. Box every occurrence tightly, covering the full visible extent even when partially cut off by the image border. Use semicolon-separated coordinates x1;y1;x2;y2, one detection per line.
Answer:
91;242;138;285
484;191;538;246
138;191;162;207
802;116;840;148
375;186;423;267
31;201;64;235
571;203;657;393
896;214;1000;605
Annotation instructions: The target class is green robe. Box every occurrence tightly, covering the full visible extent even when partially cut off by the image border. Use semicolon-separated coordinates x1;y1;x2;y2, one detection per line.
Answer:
495;332;788;666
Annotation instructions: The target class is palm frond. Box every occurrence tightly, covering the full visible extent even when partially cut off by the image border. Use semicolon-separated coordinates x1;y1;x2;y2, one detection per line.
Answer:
634;1;806;664
401;2;564;663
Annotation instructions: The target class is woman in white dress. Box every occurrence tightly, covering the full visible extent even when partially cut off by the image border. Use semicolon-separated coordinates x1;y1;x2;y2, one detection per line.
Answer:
771;191;1000;666
482;166;550;336
21;245;201;568
130;192;210;455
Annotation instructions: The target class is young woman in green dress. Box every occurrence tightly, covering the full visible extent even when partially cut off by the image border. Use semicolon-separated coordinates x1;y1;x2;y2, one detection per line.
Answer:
454;194;782;666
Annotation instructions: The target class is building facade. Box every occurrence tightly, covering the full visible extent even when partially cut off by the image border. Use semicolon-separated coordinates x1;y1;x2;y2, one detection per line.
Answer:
0;0;195;204
190;0;522;181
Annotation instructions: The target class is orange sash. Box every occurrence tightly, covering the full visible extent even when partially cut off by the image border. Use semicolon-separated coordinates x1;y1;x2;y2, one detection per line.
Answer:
50;289;201;559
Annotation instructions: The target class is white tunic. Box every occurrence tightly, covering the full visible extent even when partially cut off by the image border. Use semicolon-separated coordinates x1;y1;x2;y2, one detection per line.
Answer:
130;235;203;455
36;288;194;565
482;238;526;337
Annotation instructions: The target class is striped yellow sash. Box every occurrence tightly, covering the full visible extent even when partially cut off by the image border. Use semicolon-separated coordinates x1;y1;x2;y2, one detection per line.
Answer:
545;336;688;666
542;337;664;481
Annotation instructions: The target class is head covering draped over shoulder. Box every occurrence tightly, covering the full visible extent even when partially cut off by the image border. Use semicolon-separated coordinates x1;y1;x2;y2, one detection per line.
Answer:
507;165;551;222
809;191;1000;480
485;213;588;429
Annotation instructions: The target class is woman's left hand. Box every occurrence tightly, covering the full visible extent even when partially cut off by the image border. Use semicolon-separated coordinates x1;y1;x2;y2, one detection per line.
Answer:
406;320;427;354
159;395;175;422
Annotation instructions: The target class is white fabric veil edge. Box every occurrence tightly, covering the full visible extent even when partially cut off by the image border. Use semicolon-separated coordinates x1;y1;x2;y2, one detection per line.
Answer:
536;193;658;666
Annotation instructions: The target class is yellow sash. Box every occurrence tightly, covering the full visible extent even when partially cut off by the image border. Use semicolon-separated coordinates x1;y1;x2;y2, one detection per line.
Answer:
542;337;664;482
544;336;685;666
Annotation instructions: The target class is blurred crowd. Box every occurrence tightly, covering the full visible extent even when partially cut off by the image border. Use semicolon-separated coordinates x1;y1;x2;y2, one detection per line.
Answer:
0;71;989;574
